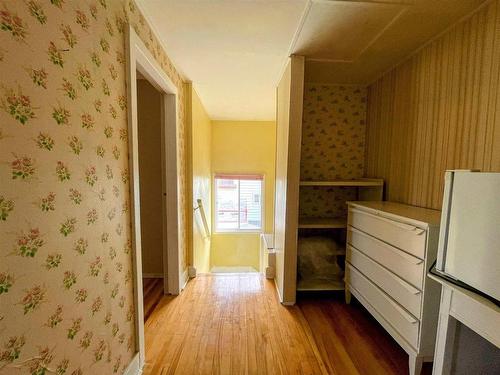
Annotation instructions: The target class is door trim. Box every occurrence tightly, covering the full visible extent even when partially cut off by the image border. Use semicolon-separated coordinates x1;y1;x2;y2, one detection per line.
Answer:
126;25;182;368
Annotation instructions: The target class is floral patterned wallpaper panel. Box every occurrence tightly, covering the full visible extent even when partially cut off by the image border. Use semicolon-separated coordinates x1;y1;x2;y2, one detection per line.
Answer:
299;84;367;219
0;1;187;374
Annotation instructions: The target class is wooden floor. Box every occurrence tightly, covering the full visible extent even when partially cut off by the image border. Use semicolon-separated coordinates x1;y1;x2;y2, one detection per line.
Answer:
143;278;164;322
143;274;432;375
297;293;431;375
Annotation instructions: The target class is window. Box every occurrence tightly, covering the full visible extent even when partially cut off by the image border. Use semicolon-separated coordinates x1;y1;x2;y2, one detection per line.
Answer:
214;174;263;232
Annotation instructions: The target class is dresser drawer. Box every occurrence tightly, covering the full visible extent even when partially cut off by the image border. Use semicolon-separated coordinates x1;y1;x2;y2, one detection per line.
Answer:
346;264;419;349
348;207;427;259
347;245;422;318
347;226;424;288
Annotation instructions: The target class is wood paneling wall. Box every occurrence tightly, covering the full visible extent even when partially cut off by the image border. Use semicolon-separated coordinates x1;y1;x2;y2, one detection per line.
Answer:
365;0;500;210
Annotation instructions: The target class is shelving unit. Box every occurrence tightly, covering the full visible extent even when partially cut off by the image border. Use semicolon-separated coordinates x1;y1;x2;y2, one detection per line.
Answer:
273;82;384;302
297;278;344;292
299;179;384;187
299;178;384;201
298;217;347;229
297;179;384;292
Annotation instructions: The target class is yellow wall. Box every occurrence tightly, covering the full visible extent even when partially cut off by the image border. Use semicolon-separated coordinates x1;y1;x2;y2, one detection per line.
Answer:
211;121;276;271
188;86;212;273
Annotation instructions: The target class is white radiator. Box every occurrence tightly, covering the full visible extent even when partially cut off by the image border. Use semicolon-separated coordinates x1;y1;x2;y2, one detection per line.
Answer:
260;234;275;279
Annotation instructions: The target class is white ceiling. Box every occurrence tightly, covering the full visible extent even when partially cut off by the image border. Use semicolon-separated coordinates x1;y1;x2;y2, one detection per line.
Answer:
136;0;307;121
137;0;487;121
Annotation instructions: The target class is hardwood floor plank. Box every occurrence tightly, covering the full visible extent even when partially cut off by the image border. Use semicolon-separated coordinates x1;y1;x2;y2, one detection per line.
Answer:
298;302;359;375
143;274;432;375
143;278;164;322
298;294;432;375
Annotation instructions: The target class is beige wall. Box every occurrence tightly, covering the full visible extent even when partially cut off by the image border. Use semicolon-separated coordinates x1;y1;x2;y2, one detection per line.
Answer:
211;120;276;271
365;4;500;367
273;56;305;304
365;0;500;210
187;86;212;273
0;1;187;373
137;79;163;275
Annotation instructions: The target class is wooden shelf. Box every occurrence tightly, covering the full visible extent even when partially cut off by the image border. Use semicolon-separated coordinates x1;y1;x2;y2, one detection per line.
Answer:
299;179;383;187
296;278;345;292
298;217;347;229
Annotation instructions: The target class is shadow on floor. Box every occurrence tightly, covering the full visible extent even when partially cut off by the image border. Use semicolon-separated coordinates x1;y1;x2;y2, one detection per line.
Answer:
297;290;433;375
143;278;163;322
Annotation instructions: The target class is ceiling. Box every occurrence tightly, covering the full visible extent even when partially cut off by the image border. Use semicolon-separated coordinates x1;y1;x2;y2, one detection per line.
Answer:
137;0;487;120
136;0;306;121
301;0;487;84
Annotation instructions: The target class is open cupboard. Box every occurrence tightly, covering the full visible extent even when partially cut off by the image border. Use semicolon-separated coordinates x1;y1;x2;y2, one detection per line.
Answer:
297;179;383;292
273;56;383;304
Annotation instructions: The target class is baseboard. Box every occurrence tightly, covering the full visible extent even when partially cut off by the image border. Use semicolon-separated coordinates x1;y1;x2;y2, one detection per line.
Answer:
188;266;197;278
142;273;164;278
273;278;295;306
274;278;283;303
181;268;189;290
124;353;142;375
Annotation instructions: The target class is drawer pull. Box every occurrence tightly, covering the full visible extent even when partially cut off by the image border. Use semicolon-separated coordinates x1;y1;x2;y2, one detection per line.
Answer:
350;208;426;235
347;245;422;295
349;266;419;324
348;226;424;264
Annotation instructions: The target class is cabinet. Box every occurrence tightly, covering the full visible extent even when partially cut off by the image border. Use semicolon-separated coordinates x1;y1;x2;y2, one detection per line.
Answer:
345;201;441;375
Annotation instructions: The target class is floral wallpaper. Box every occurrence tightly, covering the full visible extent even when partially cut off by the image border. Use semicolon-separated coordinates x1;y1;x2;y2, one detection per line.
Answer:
299;84;367;218
0;1;187;374
299;187;358;219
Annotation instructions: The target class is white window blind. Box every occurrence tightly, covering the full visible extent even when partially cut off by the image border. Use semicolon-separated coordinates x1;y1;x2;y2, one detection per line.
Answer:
214;174;263;232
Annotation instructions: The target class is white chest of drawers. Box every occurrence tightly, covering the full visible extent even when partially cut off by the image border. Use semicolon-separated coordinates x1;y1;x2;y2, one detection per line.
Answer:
345;201;441;375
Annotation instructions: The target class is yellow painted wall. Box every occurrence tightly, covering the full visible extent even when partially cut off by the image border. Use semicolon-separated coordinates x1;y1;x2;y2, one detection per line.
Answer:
188;86;213;273
211;121;276;271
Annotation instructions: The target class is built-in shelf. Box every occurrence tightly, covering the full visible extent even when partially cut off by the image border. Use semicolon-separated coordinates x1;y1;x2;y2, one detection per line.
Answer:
298;217;347;229
296;244;345;256
299;179;384;187
296;278;345;292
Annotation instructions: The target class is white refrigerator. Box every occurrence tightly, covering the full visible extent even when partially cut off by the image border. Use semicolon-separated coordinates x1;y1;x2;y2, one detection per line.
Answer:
436;170;500;303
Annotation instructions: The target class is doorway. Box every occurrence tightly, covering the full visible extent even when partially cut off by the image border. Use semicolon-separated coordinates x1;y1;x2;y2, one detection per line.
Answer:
136;77;165;321
126;26;182;371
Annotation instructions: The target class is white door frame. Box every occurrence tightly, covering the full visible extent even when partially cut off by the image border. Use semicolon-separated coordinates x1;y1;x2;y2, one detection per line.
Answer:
125;25;182;369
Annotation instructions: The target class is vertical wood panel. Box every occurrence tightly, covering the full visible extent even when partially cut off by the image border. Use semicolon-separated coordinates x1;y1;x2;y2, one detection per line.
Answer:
490;1;500;170
365;0;500;210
